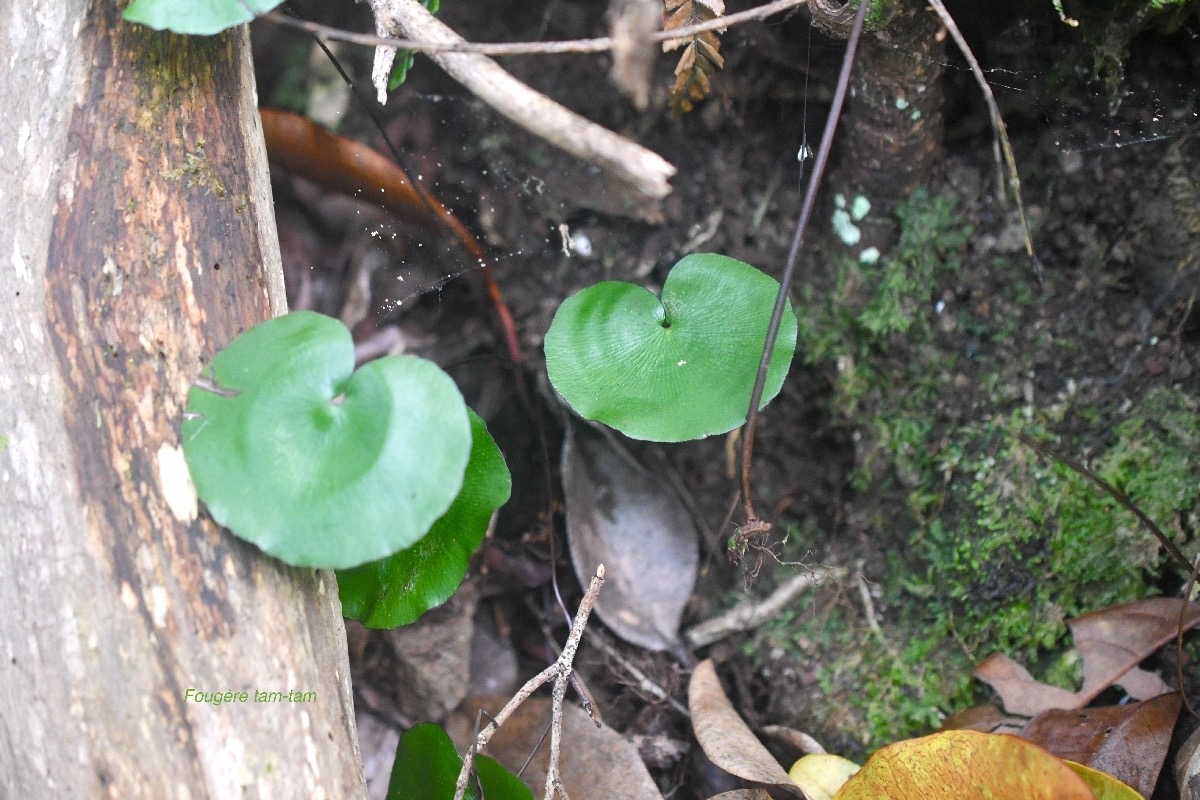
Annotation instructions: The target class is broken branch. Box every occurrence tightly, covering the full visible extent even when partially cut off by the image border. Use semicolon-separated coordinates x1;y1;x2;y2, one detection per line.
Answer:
367;0;675;198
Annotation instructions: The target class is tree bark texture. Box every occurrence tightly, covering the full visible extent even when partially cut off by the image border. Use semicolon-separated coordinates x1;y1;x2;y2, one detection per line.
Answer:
813;0;946;253
0;2;366;797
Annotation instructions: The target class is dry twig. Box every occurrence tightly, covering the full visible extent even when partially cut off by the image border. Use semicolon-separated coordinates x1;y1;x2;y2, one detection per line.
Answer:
454;565;606;800
739;0;867;528
264;0;806;57
365;0;675;198
685;568;844;647
588;630;690;717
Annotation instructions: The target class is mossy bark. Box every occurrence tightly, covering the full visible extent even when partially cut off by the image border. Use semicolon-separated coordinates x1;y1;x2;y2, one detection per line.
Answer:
811;0;946;254
0;2;365;795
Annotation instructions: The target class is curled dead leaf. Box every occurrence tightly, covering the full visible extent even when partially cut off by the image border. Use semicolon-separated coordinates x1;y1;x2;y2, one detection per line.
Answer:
688;659;804;798
973;653;1079;717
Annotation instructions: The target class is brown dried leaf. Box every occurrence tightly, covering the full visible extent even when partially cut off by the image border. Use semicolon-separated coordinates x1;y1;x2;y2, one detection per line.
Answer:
1071;599;1200;701
939;704;1026;735
975;598;1200;716
562;422;698;653
1020;693;1181;798
695;33;724;70
662;0;724;51
663;3;694;41
447;696;663;799
661;0;725;114
973;653;1080;717
673;43;698;77
1114;666;1173;701
688;659;804;798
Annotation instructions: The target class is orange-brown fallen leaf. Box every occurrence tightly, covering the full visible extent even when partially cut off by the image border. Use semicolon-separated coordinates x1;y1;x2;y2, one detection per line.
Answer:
832;730;1093;800
259;108;522;364
975;598;1200;716
1020;693;1180;799
260;108;472;250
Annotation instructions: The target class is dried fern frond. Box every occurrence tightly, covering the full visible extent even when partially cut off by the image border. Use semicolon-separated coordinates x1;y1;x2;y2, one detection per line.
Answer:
663;0;726;115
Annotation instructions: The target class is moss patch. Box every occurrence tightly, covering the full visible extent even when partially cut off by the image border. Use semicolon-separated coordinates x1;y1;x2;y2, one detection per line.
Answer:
755;184;1200;755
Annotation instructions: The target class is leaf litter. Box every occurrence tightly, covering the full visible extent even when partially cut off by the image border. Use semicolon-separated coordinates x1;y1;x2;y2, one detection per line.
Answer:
561;419;699;654
974;598;1200;715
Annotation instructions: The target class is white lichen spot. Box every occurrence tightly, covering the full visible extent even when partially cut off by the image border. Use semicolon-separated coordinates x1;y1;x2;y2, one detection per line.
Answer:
850;195;871;222
157;444;197;523
303;711;322;786
12;240;29;282
911;109;922;121
677;360;687;367
102;255;123;296
120;582;138;611
570;231;593;257
834;193;847;209
858;247;881;264
895;96;909;110
149;585;169;628
17;121;31;157
831;209;861;246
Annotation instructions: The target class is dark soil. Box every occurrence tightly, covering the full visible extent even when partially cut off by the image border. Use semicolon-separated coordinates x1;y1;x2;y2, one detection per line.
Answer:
254;1;1200;796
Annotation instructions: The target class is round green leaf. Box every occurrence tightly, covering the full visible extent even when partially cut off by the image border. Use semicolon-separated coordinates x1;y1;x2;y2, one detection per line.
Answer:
386;723;533;800
123;0;285;35
386;724;462;800
545;253;797;441
182;311;470;569
337;409;511;628
475;755;535;800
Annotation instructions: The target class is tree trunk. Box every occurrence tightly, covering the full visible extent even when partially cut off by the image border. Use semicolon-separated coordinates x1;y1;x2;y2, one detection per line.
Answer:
812;0;946;253
0;2;366;796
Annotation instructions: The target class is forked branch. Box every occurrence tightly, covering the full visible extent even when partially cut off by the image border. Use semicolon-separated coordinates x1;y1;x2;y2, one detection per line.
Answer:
454;565;606;800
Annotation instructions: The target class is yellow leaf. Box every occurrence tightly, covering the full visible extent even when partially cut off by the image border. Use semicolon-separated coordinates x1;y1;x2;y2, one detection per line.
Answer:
832;730;1094;800
788;754;860;800
1065;761;1144;800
